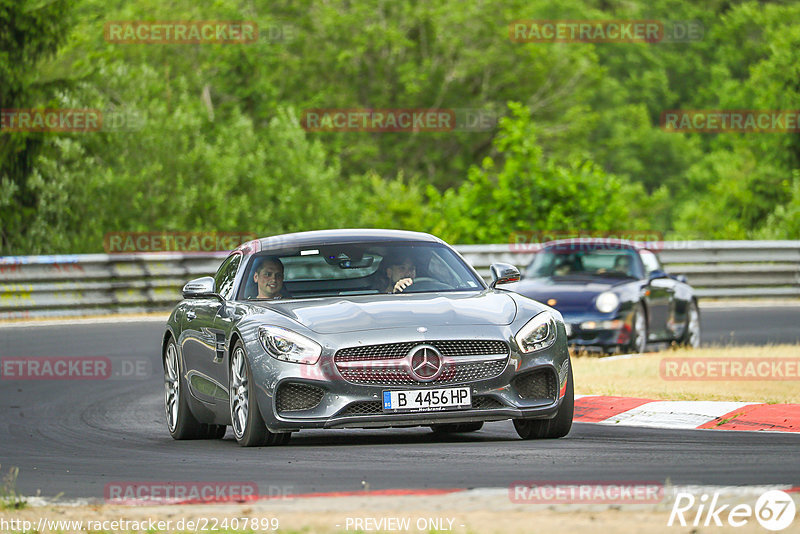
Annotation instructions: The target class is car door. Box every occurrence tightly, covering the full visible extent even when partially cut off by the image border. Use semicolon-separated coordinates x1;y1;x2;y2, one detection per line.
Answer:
181;253;241;406
639;249;675;340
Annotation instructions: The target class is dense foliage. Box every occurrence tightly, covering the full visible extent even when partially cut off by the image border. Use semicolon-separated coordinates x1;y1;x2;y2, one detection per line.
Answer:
1;0;799;254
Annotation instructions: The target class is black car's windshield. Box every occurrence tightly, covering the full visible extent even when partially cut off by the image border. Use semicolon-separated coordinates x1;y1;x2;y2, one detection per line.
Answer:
239;241;485;300
526;247;642;280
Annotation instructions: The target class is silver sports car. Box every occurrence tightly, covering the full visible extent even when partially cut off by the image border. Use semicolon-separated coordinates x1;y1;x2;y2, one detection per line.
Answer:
162;229;573;446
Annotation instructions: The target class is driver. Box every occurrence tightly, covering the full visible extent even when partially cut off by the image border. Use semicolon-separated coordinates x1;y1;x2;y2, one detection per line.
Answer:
382;253;417;294
253;257;287;299
613;255;632;276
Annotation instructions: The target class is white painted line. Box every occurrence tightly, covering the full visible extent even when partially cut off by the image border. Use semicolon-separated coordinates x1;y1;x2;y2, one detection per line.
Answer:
700;300;800;309
600;400;753;429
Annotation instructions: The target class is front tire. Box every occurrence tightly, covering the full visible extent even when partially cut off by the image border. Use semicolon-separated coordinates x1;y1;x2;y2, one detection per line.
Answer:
513;363;573;439
229;342;289;447
626;303;648;354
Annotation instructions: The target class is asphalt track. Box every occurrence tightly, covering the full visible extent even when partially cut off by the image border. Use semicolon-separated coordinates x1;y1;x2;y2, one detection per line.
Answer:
1;306;799;499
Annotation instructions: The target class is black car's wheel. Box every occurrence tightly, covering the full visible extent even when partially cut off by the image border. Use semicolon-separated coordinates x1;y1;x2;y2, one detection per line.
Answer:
679;300;701;348
229;341;285;447
430;422;484;434
625;303;648;354
164;338;205;440
513;363;573;440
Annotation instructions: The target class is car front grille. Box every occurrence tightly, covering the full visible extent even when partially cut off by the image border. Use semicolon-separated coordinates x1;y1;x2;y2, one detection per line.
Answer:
275;383;324;413
511;369;557;401
339;401;384;416
336;395;506;417
334;340;509;387
335;340;509;362
338;359;508;386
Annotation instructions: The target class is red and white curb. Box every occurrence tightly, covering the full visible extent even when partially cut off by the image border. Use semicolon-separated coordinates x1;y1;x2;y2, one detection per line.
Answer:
575;395;800;432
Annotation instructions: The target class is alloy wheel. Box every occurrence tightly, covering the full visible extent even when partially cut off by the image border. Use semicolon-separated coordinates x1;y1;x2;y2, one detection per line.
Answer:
230;347;249;439
164;343;180;433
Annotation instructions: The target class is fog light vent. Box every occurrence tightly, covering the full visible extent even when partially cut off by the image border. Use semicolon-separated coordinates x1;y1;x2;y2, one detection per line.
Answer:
276;383;324;413
512;369;557;401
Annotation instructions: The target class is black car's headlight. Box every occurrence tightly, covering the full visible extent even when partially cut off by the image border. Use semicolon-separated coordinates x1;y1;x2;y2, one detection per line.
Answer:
595;291;619;313
259;326;322;364
515;311;557;353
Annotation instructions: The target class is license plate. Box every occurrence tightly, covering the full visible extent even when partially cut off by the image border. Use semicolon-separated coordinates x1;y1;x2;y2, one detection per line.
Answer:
382;387;471;412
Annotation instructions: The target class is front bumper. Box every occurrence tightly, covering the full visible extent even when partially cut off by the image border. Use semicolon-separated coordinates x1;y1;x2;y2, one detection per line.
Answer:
242;324;570;432
562;309;634;349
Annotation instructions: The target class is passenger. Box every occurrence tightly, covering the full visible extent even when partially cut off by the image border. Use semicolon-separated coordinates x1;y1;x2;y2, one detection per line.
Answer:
613;255;632;276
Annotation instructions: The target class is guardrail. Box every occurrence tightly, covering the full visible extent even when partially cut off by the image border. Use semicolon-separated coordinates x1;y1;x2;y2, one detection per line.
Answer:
1;241;799;319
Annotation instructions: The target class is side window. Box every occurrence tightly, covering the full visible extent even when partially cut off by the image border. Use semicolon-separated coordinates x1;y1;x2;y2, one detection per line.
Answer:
639;250;661;275
214;253;242;300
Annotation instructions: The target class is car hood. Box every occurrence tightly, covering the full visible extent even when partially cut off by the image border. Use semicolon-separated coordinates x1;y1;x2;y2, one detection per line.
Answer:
510;277;630;312
250;291;518;334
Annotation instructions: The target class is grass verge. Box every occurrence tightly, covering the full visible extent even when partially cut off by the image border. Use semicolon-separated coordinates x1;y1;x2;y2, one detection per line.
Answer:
0;466;26;510
571;344;800;404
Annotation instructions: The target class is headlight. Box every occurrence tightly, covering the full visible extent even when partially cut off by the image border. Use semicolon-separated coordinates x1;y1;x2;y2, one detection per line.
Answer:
515;311;557;353
595;292;619;313
258;326;322;365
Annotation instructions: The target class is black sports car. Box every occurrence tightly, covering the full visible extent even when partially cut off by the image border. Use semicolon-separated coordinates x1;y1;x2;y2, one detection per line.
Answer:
508;239;700;353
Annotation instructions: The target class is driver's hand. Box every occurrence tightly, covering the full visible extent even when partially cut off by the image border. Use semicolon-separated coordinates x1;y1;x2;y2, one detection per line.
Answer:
392;278;413;293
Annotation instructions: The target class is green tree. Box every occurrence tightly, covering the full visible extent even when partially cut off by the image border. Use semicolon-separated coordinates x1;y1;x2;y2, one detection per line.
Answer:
427;102;647;244
0;0;76;252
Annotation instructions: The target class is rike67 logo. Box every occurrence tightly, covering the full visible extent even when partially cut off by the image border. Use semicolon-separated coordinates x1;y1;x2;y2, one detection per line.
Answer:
668;490;796;531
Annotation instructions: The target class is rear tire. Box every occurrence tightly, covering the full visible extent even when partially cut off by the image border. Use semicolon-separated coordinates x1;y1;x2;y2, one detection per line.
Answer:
164;339;208;440
430;422;484;434
679;300;701;348
513;363;573;439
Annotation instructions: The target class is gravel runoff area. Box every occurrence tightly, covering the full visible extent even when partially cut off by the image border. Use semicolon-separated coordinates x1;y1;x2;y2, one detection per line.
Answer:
2;486;799;533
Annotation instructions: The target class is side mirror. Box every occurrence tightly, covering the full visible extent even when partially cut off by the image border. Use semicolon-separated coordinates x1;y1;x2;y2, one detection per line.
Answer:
647;269;668;281
490;263;521;288
182;276;218;299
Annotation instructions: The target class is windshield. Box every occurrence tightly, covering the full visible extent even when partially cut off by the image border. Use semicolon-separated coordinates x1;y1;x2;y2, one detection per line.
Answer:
238;241;485;300
525;247;642;279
